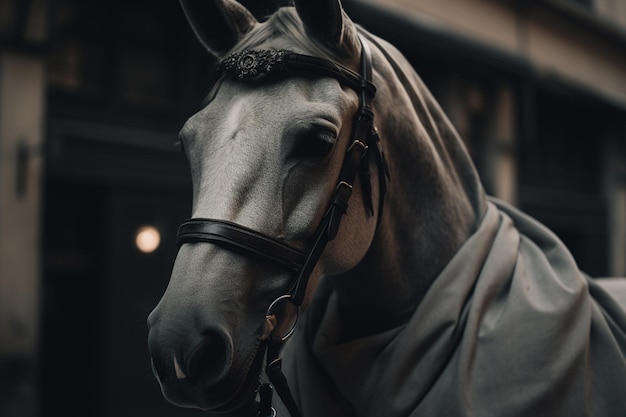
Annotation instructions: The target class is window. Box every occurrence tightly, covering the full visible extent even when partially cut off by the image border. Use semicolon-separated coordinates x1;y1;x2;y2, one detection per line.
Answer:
47;0;176;111
46;0;108;95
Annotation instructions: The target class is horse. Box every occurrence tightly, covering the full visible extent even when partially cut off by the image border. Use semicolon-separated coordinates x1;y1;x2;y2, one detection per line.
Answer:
147;1;626;416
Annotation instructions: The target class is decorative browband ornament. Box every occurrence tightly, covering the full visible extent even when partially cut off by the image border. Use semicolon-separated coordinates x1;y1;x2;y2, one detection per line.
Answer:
218;49;376;96
220;49;288;79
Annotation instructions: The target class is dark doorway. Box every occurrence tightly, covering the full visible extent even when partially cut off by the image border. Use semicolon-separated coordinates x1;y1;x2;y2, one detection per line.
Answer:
41;181;200;417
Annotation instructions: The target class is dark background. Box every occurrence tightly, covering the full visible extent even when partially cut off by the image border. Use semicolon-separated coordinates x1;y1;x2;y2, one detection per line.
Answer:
31;0;625;416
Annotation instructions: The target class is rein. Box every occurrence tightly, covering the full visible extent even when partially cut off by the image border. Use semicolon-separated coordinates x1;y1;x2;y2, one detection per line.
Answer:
177;37;388;417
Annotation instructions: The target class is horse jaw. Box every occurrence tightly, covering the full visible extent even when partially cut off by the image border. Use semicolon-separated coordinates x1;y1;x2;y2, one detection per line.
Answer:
327;35;485;341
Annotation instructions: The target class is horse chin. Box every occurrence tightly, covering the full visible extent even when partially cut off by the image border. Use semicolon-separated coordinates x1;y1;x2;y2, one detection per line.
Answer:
162;340;267;413
204;343;267;413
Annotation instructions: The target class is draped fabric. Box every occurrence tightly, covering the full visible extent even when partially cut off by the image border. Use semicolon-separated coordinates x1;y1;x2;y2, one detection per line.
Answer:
282;200;626;416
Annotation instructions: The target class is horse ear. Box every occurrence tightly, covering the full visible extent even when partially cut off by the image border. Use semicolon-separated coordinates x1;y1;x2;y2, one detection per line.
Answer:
293;0;358;52
180;0;258;57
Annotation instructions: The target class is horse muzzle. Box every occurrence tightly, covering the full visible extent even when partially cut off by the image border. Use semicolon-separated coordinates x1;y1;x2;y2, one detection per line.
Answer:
147;320;264;412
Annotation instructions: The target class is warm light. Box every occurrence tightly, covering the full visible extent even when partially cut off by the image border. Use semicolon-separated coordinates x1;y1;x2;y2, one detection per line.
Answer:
135;226;161;253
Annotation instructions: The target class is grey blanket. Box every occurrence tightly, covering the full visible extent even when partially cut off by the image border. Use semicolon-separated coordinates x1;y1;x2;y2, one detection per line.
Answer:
282;199;626;416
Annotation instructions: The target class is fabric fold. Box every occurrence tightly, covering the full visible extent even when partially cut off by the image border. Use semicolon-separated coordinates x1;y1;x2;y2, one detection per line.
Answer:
283;200;626;417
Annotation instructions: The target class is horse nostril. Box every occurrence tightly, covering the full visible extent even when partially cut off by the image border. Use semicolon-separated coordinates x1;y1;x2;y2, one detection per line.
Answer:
186;328;233;386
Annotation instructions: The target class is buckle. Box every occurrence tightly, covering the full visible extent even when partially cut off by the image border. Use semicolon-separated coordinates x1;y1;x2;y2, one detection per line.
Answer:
347;139;368;157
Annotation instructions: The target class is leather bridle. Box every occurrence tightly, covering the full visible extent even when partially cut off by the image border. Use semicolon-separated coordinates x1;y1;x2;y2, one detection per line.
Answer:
176;37;388;417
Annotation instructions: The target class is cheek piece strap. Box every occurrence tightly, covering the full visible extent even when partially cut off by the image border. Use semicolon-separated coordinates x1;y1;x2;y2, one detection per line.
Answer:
176;37;388;417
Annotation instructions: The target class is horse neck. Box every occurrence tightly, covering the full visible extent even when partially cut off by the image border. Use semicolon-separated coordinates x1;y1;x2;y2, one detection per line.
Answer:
330;41;486;339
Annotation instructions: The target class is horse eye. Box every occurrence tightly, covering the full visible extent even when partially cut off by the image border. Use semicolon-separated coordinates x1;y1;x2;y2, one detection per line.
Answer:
291;130;335;159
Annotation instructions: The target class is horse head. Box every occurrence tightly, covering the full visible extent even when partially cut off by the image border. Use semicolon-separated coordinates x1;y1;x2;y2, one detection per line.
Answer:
147;0;387;412
148;0;484;413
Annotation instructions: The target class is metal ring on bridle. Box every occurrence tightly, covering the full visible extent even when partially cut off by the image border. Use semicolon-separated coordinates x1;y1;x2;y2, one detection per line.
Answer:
265;294;300;341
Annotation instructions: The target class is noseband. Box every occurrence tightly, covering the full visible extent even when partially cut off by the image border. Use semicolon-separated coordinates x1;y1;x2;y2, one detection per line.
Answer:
176;38;388;417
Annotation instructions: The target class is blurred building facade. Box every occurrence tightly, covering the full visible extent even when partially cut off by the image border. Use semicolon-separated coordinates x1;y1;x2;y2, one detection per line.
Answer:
0;0;624;416
350;0;626;279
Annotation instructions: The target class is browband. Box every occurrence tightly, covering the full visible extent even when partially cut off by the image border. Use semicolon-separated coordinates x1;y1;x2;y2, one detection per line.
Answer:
220;49;376;96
